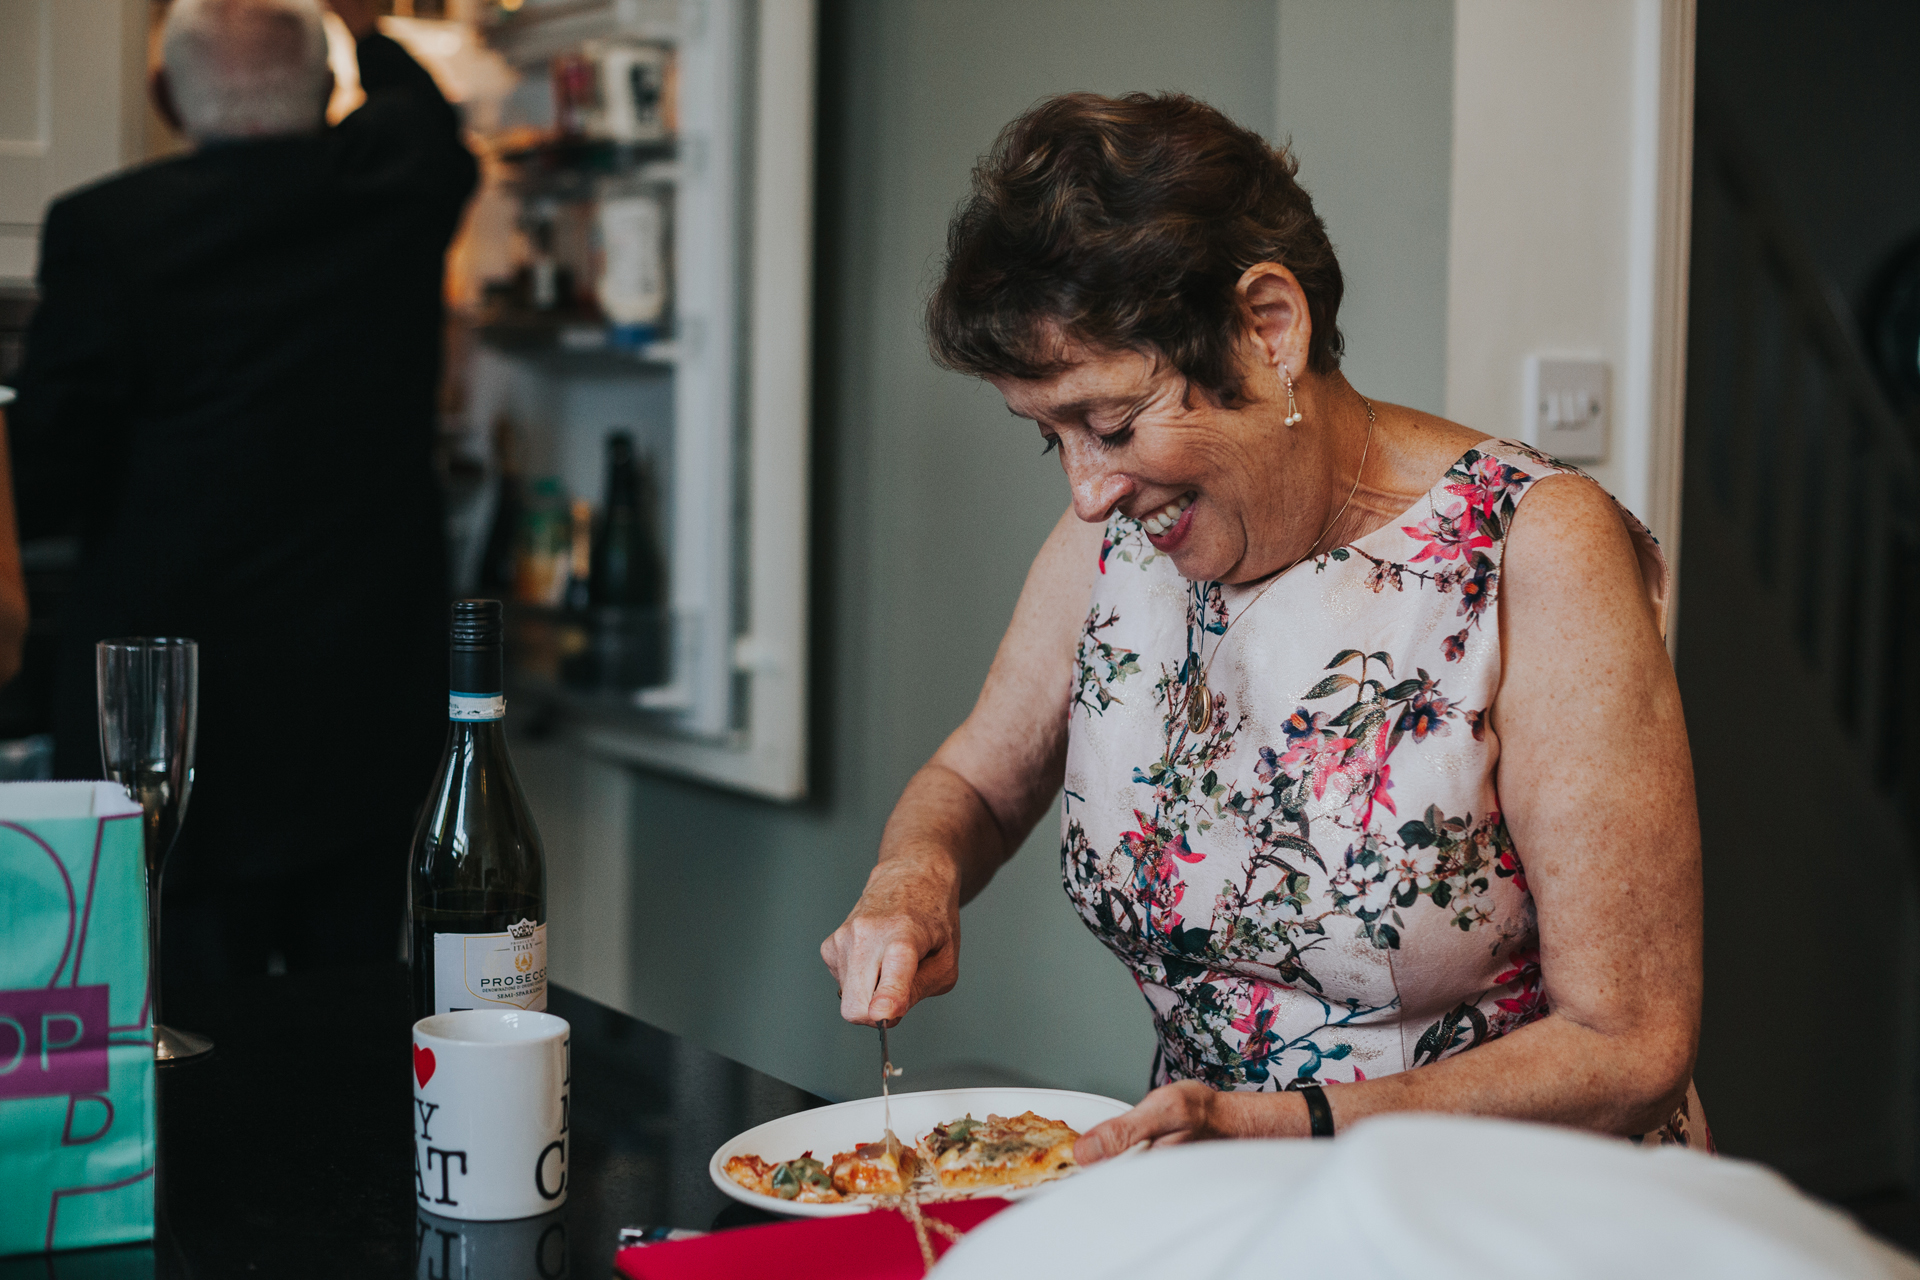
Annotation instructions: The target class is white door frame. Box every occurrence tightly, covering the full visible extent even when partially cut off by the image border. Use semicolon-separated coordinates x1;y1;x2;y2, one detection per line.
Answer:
1444;0;1696;647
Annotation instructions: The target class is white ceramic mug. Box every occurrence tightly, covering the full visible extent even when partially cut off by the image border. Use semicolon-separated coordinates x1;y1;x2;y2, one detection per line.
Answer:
412;1009;571;1221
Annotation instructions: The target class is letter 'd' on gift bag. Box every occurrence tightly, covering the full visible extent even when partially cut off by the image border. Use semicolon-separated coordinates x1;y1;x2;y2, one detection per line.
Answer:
0;781;154;1256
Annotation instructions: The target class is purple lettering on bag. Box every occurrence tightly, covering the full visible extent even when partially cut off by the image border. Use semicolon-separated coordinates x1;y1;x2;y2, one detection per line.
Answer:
0;985;109;1099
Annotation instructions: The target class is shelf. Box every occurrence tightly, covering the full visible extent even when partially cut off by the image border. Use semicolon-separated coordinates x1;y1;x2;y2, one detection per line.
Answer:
481;0;681;67
474;312;679;373
498;136;678;175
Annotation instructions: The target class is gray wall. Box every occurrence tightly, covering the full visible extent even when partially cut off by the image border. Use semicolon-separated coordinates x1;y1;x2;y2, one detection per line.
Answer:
529;0;1458;1107
1276;0;1454;415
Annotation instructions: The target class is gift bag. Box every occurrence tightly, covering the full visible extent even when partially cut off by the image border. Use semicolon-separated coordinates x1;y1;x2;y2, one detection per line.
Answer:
0;781;153;1256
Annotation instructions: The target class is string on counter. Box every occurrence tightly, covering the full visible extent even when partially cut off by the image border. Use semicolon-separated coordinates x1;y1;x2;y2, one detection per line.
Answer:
880;1192;964;1273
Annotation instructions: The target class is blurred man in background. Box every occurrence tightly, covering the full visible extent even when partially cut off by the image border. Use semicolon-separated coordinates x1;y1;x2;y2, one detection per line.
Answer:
8;0;474;994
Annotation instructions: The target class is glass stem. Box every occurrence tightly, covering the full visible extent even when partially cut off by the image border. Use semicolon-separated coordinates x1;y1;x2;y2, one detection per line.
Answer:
146;827;165;1034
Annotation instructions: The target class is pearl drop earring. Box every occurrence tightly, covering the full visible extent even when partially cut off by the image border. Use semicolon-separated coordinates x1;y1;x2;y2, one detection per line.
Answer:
1282;366;1304;426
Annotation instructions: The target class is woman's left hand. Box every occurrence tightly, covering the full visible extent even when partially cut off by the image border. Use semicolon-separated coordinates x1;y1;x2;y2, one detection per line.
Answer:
1074;1081;1249;1164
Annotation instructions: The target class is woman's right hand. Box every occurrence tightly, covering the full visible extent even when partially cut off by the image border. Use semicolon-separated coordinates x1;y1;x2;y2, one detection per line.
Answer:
821;853;962;1026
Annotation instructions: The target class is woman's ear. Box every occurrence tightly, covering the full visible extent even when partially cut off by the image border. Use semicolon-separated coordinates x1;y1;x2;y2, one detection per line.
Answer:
1237;262;1312;379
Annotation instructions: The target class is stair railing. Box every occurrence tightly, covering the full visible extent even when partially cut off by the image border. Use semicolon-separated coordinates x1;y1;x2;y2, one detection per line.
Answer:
1686;87;1920;808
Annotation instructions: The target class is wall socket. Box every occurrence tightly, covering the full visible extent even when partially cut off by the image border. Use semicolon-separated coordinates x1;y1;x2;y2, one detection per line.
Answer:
1523;356;1609;463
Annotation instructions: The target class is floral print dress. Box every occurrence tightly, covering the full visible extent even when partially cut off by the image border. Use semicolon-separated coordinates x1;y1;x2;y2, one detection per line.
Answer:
1060;439;1707;1147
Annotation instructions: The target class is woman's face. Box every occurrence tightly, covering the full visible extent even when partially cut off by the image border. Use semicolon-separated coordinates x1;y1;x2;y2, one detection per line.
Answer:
991;336;1300;585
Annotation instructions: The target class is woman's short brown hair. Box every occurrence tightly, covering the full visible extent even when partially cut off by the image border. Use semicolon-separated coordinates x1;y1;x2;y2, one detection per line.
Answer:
927;92;1344;406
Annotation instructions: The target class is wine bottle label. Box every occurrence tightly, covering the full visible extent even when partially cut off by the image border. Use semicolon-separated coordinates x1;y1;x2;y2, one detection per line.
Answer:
431;921;547;1014
449;692;507;721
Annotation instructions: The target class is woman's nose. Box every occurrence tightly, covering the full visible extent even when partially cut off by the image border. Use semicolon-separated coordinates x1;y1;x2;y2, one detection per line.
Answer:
1059;444;1133;523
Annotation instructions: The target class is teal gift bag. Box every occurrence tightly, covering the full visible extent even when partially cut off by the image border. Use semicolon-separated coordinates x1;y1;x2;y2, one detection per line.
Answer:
0;781;154;1256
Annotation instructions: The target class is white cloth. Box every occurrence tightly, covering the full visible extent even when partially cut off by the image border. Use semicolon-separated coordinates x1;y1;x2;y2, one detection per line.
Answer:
934;1115;1917;1280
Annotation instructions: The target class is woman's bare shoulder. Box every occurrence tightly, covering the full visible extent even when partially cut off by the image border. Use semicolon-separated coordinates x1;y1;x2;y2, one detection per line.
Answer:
1506;470;1640;555
1500;472;1661;634
1393;405;1492;461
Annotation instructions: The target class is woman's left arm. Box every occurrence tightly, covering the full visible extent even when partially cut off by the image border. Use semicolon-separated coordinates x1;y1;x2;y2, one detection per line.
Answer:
1077;475;1702;1159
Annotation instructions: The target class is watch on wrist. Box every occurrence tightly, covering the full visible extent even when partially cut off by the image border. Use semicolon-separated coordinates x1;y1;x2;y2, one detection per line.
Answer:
1298;1084;1335;1138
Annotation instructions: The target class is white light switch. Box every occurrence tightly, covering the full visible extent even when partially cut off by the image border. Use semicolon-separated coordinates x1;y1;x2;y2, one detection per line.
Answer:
1523;356;1609;463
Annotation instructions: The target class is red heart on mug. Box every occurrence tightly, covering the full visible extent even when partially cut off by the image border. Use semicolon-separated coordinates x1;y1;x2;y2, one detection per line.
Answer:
413;1044;436;1088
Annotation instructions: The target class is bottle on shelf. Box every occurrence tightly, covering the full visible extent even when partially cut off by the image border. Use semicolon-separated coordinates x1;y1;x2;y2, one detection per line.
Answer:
528;218;561;311
588;432;668;691
563;497;593;613
551;51;596;139
596;186;669;347
582;40;675;143
559;496;599;691
513;478;571;608
409;600;548;1021
589;432;664;611
477;415;523;595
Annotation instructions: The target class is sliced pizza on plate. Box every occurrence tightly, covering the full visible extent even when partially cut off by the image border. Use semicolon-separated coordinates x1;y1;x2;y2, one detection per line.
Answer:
723;1110;1082;1204
917;1111;1080;1191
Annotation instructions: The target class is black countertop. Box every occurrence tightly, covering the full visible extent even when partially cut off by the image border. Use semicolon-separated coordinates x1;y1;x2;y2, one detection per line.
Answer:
18;964;1920;1275
2;964;824;1279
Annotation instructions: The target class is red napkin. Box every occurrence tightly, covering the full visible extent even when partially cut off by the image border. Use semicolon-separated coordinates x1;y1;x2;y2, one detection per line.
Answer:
615;1199;1014;1280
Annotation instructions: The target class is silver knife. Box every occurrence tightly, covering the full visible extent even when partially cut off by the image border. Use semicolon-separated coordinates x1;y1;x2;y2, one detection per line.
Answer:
879;1019;904;1153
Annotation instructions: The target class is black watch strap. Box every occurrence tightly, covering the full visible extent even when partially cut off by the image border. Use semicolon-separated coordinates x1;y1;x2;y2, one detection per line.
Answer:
1299;1084;1335;1138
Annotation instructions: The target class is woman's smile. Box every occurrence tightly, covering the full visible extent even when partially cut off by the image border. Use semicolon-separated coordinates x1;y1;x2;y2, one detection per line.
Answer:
1141;491;1196;547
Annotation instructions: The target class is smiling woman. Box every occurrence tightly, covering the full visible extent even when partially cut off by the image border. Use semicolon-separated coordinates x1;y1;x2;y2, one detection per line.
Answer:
821;93;1706;1157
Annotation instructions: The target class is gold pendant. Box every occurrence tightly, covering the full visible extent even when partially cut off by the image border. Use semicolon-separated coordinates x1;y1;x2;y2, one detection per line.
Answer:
1185;674;1211;733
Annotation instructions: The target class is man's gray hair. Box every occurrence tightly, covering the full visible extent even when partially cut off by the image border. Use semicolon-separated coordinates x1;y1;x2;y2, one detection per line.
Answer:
162;0;331;141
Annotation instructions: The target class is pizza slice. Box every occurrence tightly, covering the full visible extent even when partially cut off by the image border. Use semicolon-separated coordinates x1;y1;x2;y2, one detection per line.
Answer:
918;1111;1081;1191
723;1151;845;1203
828;1134;917;1195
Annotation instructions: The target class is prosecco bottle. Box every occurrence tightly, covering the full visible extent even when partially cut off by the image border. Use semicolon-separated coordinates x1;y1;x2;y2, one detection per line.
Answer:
409;599;548;1020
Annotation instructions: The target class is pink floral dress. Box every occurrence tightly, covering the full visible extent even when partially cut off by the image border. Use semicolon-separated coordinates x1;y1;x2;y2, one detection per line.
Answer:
1060;439;1707;1147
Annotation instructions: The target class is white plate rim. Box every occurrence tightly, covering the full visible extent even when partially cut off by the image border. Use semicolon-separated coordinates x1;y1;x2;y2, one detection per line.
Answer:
707;1086;1133;1218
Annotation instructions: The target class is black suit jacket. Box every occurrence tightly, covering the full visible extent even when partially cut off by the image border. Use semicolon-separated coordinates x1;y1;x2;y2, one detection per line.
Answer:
9;34;476;887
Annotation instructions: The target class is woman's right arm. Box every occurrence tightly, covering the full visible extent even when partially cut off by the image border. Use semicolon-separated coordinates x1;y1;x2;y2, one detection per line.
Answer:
823;506;1102;1025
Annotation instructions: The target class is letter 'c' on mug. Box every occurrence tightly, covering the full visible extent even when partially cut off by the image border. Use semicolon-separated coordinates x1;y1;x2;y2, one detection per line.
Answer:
536;1139;566;1200
411;1010;570;1222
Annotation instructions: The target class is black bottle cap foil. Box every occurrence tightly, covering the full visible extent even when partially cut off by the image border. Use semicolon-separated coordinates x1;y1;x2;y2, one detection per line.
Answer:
449;599;505;695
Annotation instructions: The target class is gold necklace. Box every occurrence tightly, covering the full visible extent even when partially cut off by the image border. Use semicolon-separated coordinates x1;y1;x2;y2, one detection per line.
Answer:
1183;397;1376;735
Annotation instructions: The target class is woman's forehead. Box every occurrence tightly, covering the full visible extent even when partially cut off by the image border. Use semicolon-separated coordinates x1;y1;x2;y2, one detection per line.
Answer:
990;346;1165;421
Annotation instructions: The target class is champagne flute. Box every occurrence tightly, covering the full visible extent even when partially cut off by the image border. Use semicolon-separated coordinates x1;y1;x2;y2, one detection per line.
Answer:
97;637;212;1062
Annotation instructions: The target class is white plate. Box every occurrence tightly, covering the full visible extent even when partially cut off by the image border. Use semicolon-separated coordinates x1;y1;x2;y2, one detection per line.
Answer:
708;1087;1134;1218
